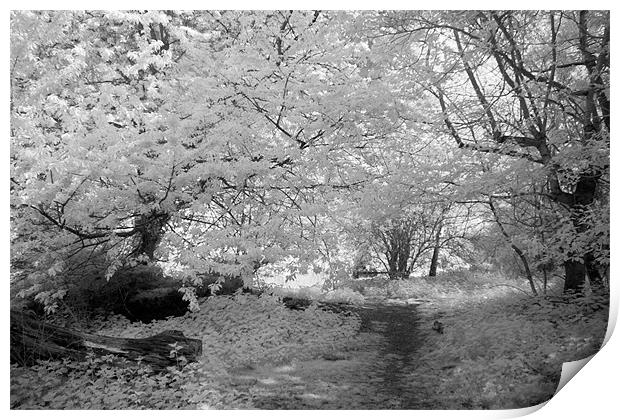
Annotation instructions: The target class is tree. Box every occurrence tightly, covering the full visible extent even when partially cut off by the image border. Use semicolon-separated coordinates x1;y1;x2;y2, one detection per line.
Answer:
368;204;449;278
10;11;408;307
11;10;610;311
365;10;609;292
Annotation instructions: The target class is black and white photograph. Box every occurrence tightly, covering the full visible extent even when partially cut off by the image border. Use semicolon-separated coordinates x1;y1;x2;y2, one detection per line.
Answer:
9;8;611;411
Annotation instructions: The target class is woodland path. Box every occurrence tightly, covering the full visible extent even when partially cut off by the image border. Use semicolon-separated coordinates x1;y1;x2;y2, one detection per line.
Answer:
222;300;435;409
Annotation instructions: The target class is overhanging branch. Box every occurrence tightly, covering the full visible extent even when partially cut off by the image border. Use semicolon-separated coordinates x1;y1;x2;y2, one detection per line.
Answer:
433;89;544;164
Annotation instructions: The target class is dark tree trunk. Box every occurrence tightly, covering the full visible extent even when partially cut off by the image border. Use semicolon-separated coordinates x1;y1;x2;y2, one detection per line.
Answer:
564;260;586;293
428;223;442;277
428;247;440;277
386;247;400;279
134;210;170;260
584;252;605;286
10;310;202;370
397;250;409;278
561;172;601;292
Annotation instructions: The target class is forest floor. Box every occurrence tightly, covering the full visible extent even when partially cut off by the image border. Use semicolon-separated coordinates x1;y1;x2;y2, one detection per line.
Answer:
10;272;609;410
224;300;434;409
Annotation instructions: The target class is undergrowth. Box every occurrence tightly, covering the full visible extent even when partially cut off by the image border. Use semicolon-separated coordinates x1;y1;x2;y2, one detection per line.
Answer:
399;277;609;409
269;285;365;304
11;293;361;409
11;271;610;409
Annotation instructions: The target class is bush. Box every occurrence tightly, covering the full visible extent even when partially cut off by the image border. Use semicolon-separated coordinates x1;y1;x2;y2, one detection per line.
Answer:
269;285;365;305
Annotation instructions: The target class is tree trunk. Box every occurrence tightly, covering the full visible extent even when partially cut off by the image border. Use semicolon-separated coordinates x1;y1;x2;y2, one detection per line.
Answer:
397;251;409;278
10;310;202;370
428;223;442;277
134;210;170;260
584;252;605;286
564;260;586;293
428;246;440;277
386;246;399;279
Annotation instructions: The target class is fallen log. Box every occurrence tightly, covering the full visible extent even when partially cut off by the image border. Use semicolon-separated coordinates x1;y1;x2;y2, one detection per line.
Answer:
10;310;202;370
282;296;312;310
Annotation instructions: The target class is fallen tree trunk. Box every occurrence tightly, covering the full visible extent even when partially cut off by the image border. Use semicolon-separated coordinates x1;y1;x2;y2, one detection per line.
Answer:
10;310;202;370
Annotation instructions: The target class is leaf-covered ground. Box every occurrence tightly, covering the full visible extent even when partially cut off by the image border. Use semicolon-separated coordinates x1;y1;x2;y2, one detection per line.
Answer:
11;293;363;409
373;273;609;409
10;273;609;409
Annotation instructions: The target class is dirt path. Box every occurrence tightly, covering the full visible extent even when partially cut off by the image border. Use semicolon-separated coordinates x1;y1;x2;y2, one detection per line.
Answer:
221;300;434;409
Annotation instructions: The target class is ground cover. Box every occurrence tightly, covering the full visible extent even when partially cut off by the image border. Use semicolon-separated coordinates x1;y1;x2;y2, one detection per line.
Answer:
10;271;609;409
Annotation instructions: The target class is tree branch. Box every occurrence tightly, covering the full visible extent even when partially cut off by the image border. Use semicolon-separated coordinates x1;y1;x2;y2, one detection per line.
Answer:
433;88;544;164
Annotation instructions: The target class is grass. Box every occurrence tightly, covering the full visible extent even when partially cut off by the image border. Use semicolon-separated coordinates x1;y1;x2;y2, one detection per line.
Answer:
381;272;609;409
